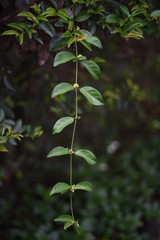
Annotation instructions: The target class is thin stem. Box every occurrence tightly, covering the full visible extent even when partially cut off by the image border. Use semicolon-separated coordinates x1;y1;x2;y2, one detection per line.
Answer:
69;39;79;221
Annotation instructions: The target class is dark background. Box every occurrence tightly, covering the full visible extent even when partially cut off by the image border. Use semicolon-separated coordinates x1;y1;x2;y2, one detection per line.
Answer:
1;1;160;239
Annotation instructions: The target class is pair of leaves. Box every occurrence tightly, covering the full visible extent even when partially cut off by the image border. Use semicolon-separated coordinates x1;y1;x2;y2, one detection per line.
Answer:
55;215;79;230
50;181;93;195
53;51;101;80
47;146;96;165
51;82;104;106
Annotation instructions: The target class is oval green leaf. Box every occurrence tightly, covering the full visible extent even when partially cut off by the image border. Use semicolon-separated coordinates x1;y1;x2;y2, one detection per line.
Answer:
53;51;76;67
50;182;70;195
74;182;93;192
75;149;97;165
64;221;74;230
151;10;160;18
75;11;91;22
81;60;101;80
55;215;73;222
51;82;73;98
80;86;104;106
47;146;69;158
53;117;74;134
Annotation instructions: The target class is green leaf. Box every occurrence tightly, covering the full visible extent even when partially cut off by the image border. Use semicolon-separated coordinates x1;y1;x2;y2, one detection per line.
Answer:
0;144;8;152
120;5;130;17
80;30;102;48
51;82;73;98
64;221;74;230
2;30;19;36
62;31;72;38
151;10;160;18
80;86;104;106
80;39;92;51
86;36;102;49
86;0;92;6
106;14;118;24
53;117;74;134
50;182;70;195
19;33;24;45
55;215;73;222
53;51;76;67
49;35;68;52
68;37;75;48
41;7;56;17
122;22;139;34
75;149;97;165
18;11;39;24
57;9;70;22
47;146;69;158
74;182;93;191
81;60;100;80
7;22;25;31
76;11;91;22
39;22;56;38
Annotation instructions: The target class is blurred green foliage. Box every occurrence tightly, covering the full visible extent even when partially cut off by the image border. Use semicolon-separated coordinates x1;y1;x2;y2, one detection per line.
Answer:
1;0;160;239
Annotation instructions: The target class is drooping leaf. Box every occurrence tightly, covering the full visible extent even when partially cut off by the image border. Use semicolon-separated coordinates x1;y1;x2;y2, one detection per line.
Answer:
55;215;73;222
41;7;56;17
51;83;73;98
7;22;25;31
68;37;75;47
19;33;24;45
86;0;91;6
47;146;69;158
151;10;160;18
75;149;97;165
0;109;5;122
81;60;101;80
64;221;74;230
80;39;92;51
2;30;19;36
57;9;70;22
120;5;130;17
18;11;39;24
80;86;104;106
14;119;22;133
50;182;70;195
86;36;102;49
49;35;68;51
53;117;74;134
39;22;56;37
53;51;76;67
74;182;93;191
123;22;139;33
